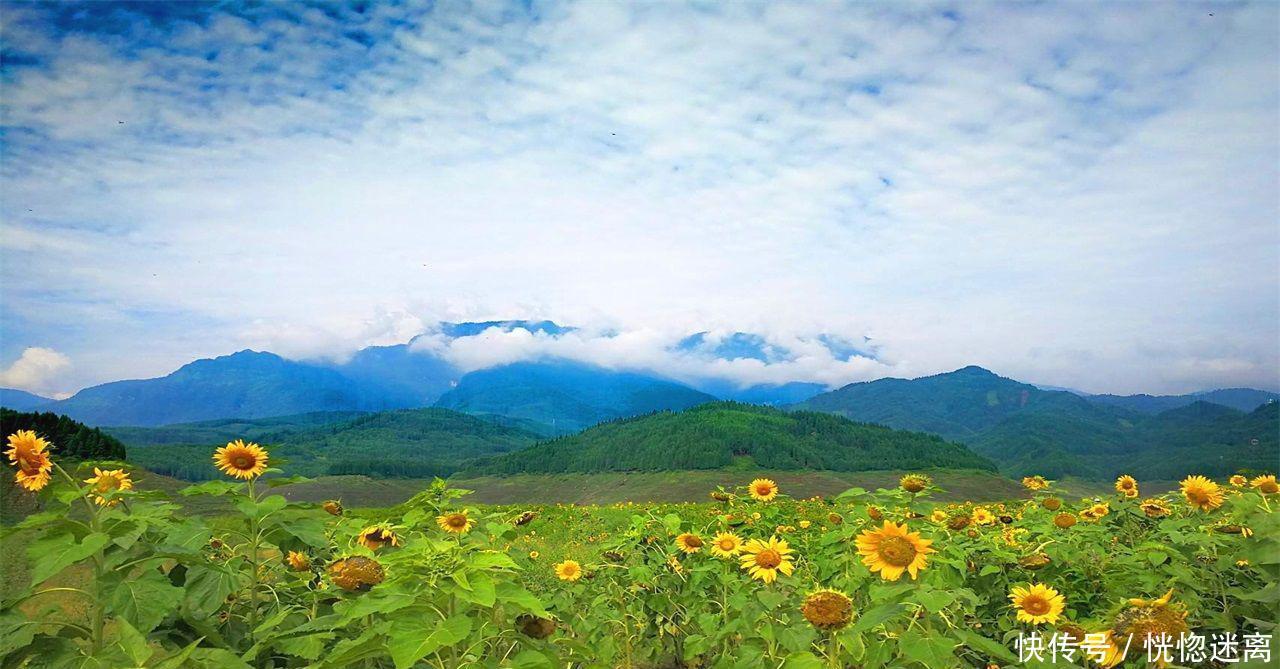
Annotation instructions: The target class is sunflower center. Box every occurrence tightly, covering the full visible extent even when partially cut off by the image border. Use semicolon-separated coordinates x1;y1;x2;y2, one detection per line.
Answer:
878;537;917;567
755;485;773;496
718;539;737;551
447;515;467;528
233;455;255;469
1261;481;1279;494
684;536;703;548
1187;489;1209;504
1023;595;1051;616
755;549;782;569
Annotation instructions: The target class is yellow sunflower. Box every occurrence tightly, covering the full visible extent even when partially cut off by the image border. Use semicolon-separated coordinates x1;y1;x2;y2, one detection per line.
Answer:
554;560;582;582
674;532;704;554
212;440;268;480
801;589;854;631
748;478;779;501
286;551;311;571
1021;475;1049;491
1114;475;1138;498
1251;474;1278;495
929;509;948;523
1229;474;1248;487
1180;475;1224;511
1009;583;1066;625
900;474;931;493
6;430;53;492
1139;498;1170;518
322;500;343;516
855;521;934;581
357;525;401;551
738;536;795;583
1053;512;1077;529
328;556;384;591
83;467;133;506
436;511;474;534
709;532;743;558
798;520;811;529
1112;589;1189;667
972;507;996;525
1082;502;1110;521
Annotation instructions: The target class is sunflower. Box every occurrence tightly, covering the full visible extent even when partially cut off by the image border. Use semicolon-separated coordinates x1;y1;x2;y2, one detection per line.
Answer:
930;510;948;523
1081;502;1110;521
516;614;556;639
1112;589;1189;666
856;521;934;581
357;525;401;551
801;589;853;631
322;500;343;516
972;507;995;525
738;536;795;583
900;474;931;493
1251;474;1278;495
286;551;311;571
1018;553;1052;570
83;467;133;506
867;506;884;521
513;510;538;526
748;478;778;502
6;430;53;492
528;551;539;559
1009;583;1066;625
436;511;474;534
554;560;582;582
1042;497;1062;511
1114;475;1138;498
328;556;384;591
827;512;843;525
675;532;704;554
1053;512;1077;529
1229;474;1248;487
212;440;268;480
1180;475;1224;511
709;532;742;557
1021;475;1049;491
1139;498;1170;518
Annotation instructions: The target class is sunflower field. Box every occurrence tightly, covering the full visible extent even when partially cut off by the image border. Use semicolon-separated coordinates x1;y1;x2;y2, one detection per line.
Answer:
2;431;1278;668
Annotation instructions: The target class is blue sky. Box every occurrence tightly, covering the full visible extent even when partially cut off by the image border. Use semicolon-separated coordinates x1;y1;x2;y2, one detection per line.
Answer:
1;0;1277;397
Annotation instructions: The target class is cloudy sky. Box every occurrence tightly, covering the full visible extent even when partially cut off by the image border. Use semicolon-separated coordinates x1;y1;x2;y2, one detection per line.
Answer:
2;0;1277;398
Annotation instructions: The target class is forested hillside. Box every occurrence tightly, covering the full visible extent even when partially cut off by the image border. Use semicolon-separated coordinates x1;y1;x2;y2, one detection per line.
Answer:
469;402;995;475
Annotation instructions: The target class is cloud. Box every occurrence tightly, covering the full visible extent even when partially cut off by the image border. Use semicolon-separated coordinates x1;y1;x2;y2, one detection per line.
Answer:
0;1;1276;395
0;347;72;395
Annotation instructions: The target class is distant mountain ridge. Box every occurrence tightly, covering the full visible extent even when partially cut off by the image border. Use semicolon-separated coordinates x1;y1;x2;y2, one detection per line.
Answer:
469;401;996;475
1088;388;1278;414
794;367;1278;480
0;388;53;411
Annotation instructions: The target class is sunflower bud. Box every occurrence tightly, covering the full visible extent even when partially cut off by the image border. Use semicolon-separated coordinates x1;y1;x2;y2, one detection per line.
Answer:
322;500;343;516
516;614;556;639
801;589;854;631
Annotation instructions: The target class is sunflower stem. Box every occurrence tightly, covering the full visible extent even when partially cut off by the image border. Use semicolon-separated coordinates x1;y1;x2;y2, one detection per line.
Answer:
246;477;261;644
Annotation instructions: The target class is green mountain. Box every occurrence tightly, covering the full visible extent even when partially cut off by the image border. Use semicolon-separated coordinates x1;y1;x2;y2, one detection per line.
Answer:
434;360;717;433
1088;388;1279;414
795;367;1279;479
0;388;53;412
117;408;540;480
1;408;127;461
468;402;995;475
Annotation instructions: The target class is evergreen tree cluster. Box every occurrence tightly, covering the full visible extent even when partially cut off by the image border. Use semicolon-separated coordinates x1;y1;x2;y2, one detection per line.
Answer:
1;408;127;461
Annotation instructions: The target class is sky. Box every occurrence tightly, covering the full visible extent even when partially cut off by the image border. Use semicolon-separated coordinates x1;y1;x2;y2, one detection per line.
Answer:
1;0;1277;398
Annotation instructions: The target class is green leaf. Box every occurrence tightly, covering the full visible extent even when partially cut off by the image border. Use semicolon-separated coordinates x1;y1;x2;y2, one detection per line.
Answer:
782;652;826;669
913;588;956;612
495;581;549;616
335;592;414;623
850;603;905;635
511;649;557;669
109;572;184;633
112;617;152;666
957;629;1018;663
898;628;957;668
179;480;242;497
29;532;110;586
387;615;471;669
470;551;519;570
182;565;240;618
151;640;201;669
457;572;496;607
276;633;335;660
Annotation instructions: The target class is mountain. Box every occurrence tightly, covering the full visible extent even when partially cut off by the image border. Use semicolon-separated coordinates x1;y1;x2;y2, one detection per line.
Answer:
1088;388;1279;414
692;380;827;406
52;350;388;427
434;360;717;433
117;408;541;480
325;339;456;407
0;388;54;411
469;401;995;475
796;367;1279;480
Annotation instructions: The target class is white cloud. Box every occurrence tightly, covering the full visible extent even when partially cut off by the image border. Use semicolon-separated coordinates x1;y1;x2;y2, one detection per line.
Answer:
0;347;72;395
0;1;1276;395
